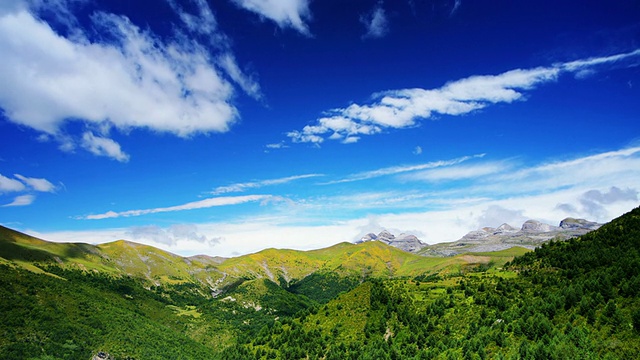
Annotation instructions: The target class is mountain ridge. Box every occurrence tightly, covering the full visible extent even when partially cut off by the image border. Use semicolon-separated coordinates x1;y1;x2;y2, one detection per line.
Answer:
0;226;499;296
0;214;601;292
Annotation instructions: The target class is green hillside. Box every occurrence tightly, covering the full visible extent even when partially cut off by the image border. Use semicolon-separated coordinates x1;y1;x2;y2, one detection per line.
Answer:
1;207;640;359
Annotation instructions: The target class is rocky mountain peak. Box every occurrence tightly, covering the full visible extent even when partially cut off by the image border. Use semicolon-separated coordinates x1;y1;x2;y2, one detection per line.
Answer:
496;223;516;232
559;217;601;230
377;230;396;243
356;230;426;253
420;216;602;257
360;233;378;242
521;220;557;232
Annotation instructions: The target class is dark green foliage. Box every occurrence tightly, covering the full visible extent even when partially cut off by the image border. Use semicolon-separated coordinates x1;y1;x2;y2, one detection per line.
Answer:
0;240;54;262
287;272;360;303
413;273;442;282
0;265;219;359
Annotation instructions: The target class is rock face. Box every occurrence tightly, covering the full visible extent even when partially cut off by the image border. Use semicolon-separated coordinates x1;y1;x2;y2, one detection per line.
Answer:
360;233;378;242
419;218;601;257
356;231;427;253
559;217;600;230
376;230;396;244
92;352;113;360
496;223;517;233
521;220;558;232
393;234;426;252
356;217;601;256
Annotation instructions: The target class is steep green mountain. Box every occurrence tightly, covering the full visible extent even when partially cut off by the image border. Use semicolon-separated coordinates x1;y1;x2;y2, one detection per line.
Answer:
1;207;640;359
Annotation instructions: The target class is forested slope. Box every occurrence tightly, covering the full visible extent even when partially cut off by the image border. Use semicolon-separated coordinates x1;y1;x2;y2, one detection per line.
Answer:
221;207;640;359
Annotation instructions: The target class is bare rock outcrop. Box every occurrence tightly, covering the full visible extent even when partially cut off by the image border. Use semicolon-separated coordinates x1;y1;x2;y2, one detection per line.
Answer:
419;217;601;257
356;230;427;252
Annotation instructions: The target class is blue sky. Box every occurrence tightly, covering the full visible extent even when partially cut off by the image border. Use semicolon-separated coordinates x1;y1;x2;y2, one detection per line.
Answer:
1;0;639;257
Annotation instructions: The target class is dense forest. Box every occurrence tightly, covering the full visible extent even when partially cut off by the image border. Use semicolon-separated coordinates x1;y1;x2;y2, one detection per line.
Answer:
1;208;640;359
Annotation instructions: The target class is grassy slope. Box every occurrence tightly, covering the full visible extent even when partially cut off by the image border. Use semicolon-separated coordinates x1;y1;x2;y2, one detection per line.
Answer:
1;224;531;296
217;240;507;285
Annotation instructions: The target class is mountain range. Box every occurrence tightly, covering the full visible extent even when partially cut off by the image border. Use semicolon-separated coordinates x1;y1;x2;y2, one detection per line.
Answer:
357;217;601;256
1;210;639;359
0;225;513;297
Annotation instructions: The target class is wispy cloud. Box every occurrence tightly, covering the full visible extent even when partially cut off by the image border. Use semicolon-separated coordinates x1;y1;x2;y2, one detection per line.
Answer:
289;146;640;232
1;173;57;206
0;0;259;160
323;154;485;184
560;49;640;72
79;195;274;220
265;142;289;150
402;161;509;182
361;1;389;39
81;132;130;162
450;0;462;17
212;174;323;195
2;194;35;207
126;223;220;247
289;49;640;144
485;147;640;196
0;174;26;193
166;0;263;100
229;0;312;35
14;174;57;192
575;187;639;219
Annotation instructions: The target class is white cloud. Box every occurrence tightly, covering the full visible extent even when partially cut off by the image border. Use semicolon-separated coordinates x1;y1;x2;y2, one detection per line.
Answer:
166;0;219;36
126;224;219;247
0;173;57;207
217;53;263;100
2;194;35;207
81;132;130;162
288;115;383;144
289;50;640;144
80;194;274;219
265;142;289;149
0;8;236;134
166;0;262;100
361;2;389;39
14;174;57;192
481;147;640;197
212;174;323;195
0;173;26;193
475;205;526;229
0;0;263;160
230;0;312;35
